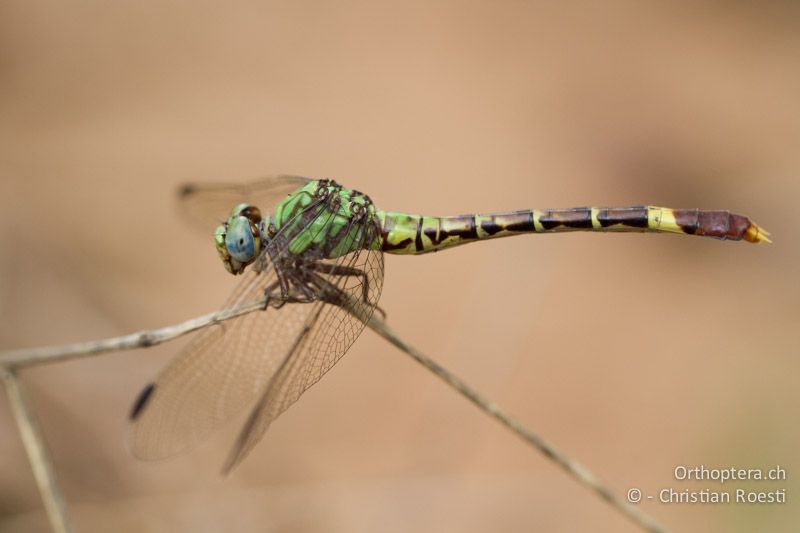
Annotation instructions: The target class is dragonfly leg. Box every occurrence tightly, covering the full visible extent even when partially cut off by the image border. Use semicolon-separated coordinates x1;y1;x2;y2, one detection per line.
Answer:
307;263;371;301
271;262;319;304
306;272;348;308
267;264;311;309
305;265;387;320
287;271;318;303
260;279;283;310
266;248;295;303
272;270;292;308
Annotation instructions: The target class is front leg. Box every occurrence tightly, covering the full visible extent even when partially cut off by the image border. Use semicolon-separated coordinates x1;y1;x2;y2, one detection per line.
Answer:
285;269;319;303
261;279;283;310
305;264;386;320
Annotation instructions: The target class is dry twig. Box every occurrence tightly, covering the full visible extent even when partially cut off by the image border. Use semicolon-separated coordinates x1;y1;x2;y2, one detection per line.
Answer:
1;298;666;533
1;368;72;533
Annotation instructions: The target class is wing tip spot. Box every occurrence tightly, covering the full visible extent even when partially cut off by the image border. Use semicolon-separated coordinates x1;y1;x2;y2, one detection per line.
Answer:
130;382;156;420
178;183;197;197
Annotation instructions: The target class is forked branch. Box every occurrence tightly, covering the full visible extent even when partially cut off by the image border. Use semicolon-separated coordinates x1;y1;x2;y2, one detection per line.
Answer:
1;368;72;533
0;298;666;533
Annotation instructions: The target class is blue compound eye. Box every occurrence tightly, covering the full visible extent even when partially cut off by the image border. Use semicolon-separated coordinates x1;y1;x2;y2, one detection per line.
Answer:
225;216;259;263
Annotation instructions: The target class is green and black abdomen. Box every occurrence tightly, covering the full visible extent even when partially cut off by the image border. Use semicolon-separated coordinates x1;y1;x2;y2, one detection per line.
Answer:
377;210;537;254
377;206;768;255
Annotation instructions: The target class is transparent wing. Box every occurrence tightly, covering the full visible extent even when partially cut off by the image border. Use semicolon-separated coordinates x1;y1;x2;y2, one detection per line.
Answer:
128;187;321;460
127;268;320;460
223;217;384;472
129;192;384;466
178;174;312;234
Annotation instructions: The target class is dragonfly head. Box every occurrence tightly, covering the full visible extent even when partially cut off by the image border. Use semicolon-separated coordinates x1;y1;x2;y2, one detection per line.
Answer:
215;203;263;275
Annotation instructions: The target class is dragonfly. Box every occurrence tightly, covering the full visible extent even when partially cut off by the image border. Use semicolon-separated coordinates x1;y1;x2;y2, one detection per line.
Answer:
128;175;770;472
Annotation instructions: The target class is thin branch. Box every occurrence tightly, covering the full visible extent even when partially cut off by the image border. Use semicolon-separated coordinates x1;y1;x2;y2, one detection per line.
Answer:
366;316;666;533
0;298;666;533
1;368;73;533
0;298;271;369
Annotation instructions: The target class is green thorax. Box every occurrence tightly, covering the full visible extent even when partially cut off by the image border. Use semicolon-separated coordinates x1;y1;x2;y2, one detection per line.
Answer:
273;180;379;258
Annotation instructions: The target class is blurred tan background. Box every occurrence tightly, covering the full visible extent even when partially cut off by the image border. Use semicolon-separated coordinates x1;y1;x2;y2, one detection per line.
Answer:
1;1;798;532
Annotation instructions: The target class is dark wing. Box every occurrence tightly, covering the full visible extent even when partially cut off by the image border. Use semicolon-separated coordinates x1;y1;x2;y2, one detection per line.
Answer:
222;216;384;472
178;174;312;234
